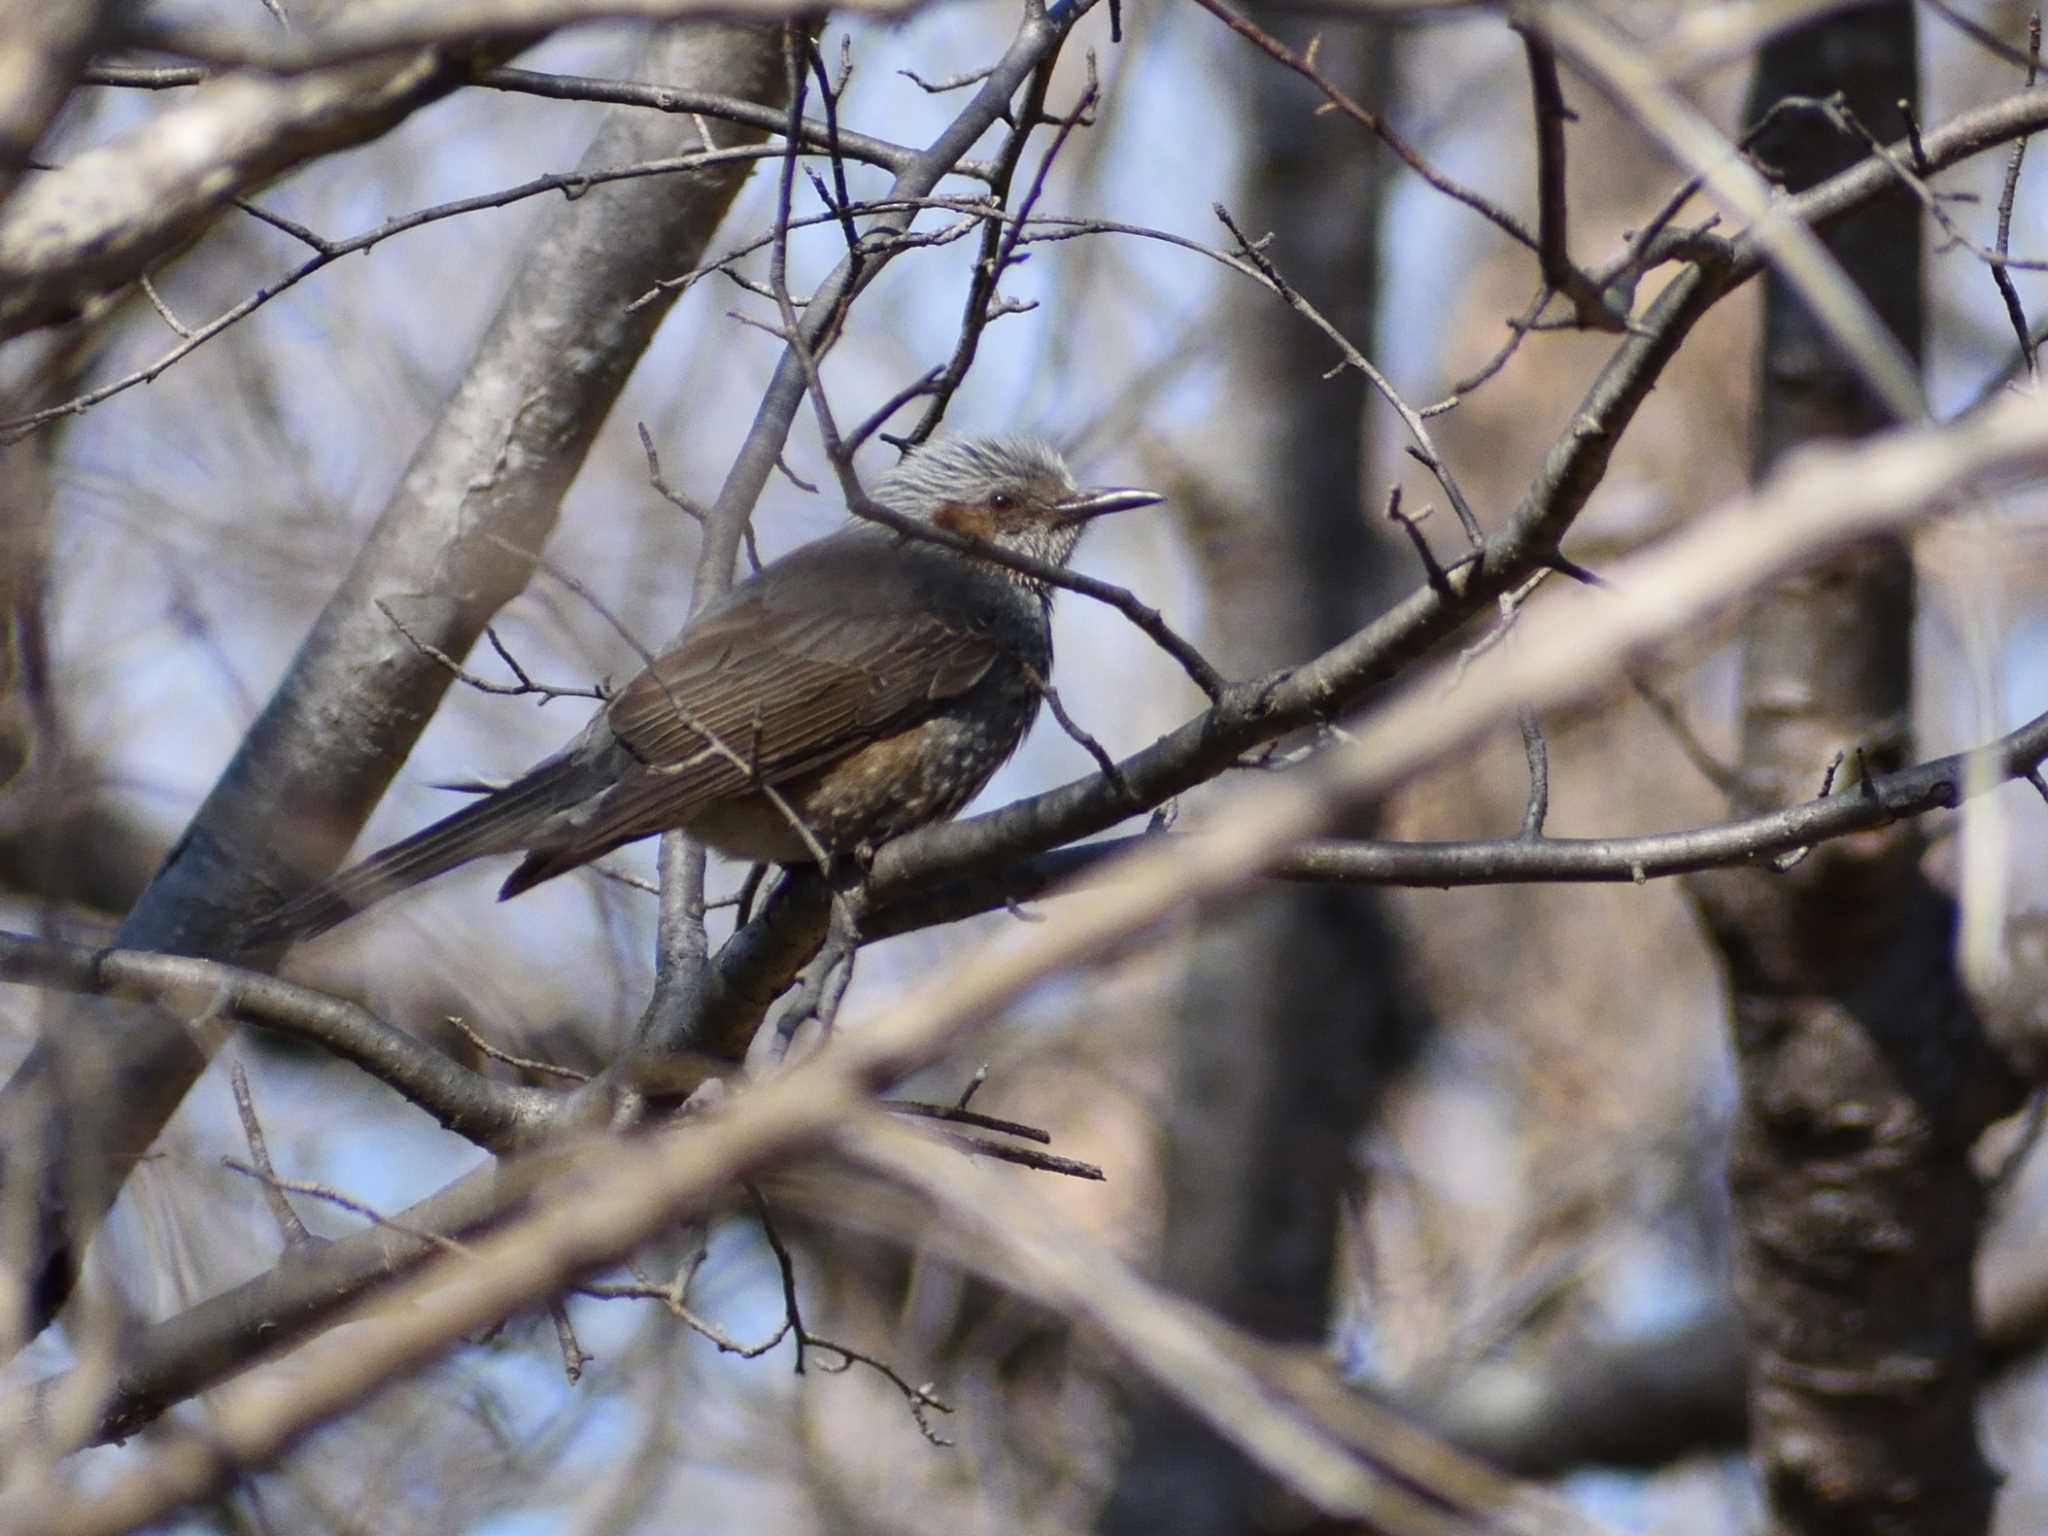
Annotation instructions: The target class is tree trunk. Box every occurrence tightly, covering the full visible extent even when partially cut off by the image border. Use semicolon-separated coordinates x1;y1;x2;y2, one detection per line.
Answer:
1686;10;2025;1532
1102;16;1422;1532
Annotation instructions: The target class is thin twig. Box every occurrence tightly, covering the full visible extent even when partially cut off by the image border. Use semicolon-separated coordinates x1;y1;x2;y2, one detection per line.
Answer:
1022;662;1135;807
804;37;861;262
550;1304;592;1383
1448;570;1548;690
0;145;779;442
956;1065;988;1109
884;1099;1053;1144
1216;202;1486;547
1923;0;2043;71
1627;670;1751;803
446;1015;591;1082
228;1059;314;1249
137;274;193;338
1994;16;2042;381
475;64;992;179
578;1268;793;1357
221;1161;473;1255
1188;0;1539;253
639;422;760;573
1514;25;1627;332
752;1185;809;1374
1516;704;1549;839
751;1185;953;1440
934;1129;1106;1181
1440;284;1551;404
901;54;1074;445
375;601;603;702
1384;486;1452;597
899;63;996;93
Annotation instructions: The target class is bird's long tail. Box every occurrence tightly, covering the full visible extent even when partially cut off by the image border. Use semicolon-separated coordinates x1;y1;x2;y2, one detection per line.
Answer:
242;756;590;949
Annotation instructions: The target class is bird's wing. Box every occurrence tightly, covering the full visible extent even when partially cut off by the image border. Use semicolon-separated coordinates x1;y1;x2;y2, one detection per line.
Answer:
591;587;1001;840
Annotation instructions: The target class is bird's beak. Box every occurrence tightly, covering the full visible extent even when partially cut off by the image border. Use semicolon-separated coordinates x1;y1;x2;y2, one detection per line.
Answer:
1055;486;1164;522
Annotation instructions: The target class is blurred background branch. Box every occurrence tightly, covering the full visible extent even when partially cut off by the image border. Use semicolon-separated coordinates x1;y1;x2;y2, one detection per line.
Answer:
5;1;2048;1532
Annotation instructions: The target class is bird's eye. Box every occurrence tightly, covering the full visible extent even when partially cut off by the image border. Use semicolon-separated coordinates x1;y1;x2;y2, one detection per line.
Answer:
989;491;1016;512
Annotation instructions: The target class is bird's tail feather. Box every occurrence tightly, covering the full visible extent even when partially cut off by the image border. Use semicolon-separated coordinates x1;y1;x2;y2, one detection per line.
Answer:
243;756;589;948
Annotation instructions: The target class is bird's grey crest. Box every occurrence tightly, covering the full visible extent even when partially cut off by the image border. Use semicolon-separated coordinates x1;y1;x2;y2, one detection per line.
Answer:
869;434;1159;577
874;435;1076;517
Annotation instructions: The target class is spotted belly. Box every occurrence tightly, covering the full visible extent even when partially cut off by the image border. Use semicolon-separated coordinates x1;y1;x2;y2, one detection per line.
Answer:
685;665;1043;864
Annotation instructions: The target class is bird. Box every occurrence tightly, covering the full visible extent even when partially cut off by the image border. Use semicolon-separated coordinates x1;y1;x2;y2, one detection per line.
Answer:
245;435;1162;945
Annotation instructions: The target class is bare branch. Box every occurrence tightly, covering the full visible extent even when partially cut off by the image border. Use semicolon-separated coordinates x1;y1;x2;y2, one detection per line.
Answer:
1994;15;2042;380
1;143;783;441
1538;3;1925;422
1514;24;1628;331
1214;201;1486;546
1187;0;1539;252
0;37;532;341
446;1015;591;1083
120;0;928;75
227;1059;315;1249
476;63;994;179
0;931;557;1148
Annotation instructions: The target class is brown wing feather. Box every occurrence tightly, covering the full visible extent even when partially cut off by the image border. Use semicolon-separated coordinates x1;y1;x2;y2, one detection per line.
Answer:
582;601;999;848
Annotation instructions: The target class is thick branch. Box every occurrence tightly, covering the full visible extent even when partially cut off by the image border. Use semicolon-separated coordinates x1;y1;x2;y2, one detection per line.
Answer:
855;705;2048;931
122;0;926;75
0;37;535;340
0;933;555;1147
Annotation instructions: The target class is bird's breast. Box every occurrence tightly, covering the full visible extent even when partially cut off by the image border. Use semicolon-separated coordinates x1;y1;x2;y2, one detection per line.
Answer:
803;660;1042;846
687;655;1044;864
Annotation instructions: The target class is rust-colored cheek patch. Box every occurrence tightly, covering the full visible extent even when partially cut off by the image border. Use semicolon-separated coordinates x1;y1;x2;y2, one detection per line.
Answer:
932;501;996;538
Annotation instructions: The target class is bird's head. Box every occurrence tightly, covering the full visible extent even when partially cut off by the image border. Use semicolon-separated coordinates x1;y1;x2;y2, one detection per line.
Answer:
874;435;1162;576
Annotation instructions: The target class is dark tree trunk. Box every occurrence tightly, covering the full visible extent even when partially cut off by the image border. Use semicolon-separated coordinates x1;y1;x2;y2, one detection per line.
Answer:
1686;10;2025;1532
1101;16;1423;1533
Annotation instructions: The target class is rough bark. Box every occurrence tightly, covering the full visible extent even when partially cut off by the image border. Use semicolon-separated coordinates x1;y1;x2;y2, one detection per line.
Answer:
1411;1218;2048;1477
1685;10;2025;1532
